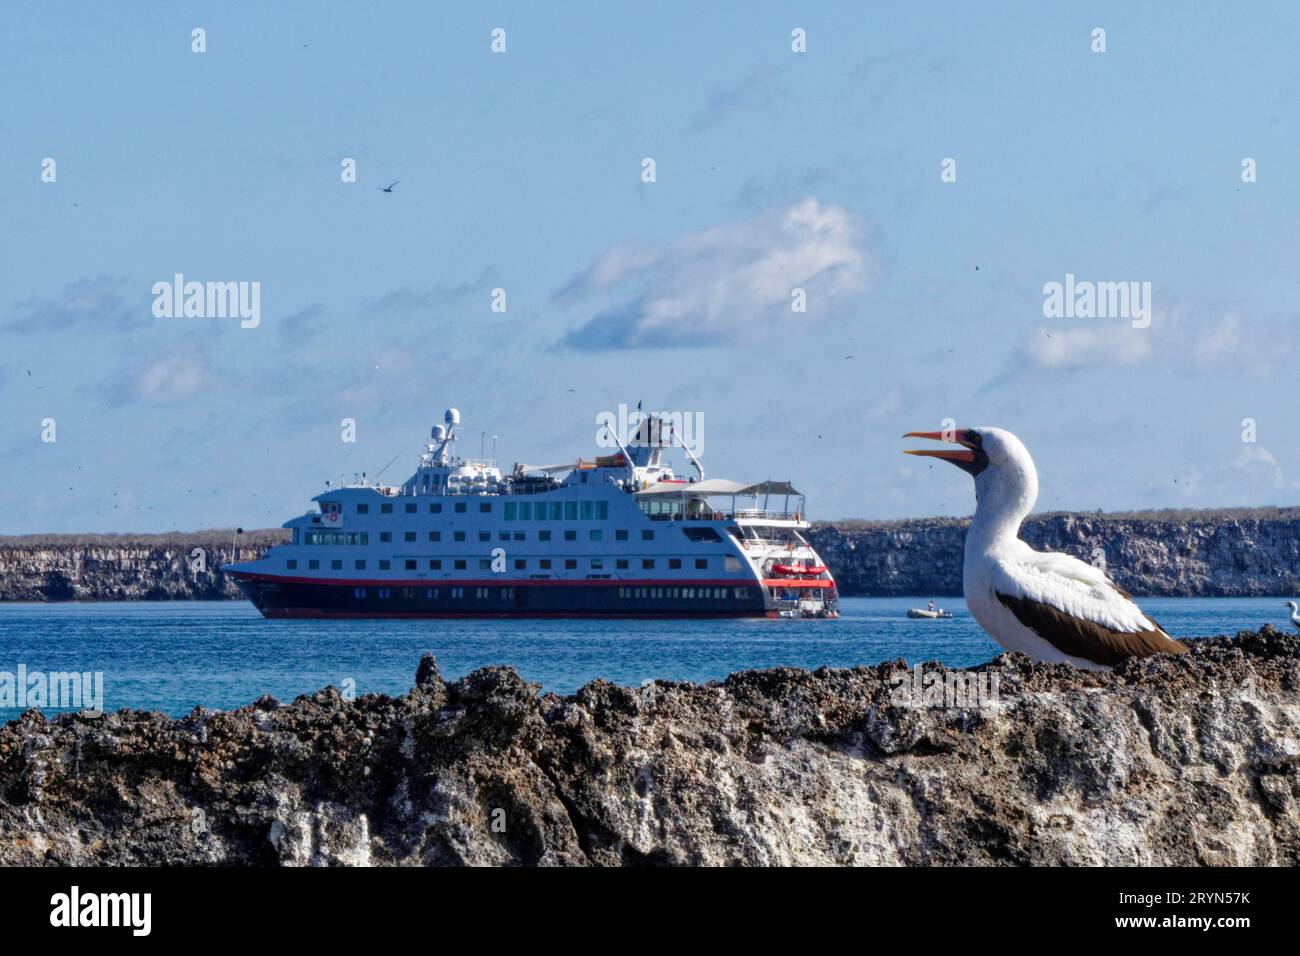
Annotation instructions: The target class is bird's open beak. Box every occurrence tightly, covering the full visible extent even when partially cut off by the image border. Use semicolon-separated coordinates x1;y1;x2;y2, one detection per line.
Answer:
902;430;978;465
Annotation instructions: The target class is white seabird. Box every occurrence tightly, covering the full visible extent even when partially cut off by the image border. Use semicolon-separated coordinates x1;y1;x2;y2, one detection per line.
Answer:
1284;601;1300;631
904;426;1189;670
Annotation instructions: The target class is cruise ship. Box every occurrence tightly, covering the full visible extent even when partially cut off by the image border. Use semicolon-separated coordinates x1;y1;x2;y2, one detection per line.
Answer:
226;408;839;619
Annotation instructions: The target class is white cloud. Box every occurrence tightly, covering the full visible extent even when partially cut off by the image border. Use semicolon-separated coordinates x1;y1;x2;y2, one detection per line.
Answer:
558;198;874;350
1172;444;1296;505
1025;302;1291;376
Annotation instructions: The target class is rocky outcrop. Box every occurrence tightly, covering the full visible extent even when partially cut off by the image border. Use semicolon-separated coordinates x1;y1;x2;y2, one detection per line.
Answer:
810;508;1300;596
0;531;287;601
2;629;1297;865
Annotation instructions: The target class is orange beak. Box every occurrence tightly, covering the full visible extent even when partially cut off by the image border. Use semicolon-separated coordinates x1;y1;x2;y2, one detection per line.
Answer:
902;429;977;464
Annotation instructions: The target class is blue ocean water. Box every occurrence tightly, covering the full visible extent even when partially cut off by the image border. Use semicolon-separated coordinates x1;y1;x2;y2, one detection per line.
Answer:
0;597;1289;720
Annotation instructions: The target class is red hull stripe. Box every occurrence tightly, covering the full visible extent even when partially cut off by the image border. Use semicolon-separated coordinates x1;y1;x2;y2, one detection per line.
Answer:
230;570;835;589
260;609;788;620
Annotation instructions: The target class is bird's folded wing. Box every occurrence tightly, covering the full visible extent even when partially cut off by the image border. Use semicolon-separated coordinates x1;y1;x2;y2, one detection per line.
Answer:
990;552;1188;666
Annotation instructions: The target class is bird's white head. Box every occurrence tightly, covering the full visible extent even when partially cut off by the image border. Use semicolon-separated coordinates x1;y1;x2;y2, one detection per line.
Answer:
903;426;1039;541
1285;601;1299;612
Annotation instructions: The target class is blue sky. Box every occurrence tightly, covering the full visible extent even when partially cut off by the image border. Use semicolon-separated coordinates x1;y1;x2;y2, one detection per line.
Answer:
3;1;1299;533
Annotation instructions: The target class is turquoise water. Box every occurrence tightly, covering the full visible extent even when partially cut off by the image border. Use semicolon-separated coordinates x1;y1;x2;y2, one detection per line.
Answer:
0;597;1289;719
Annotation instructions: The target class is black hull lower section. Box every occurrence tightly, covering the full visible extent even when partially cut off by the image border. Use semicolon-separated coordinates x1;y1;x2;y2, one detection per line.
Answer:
232;576;789;619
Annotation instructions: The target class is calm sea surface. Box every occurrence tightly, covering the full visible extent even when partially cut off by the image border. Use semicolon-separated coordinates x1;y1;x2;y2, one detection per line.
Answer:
0;597;1289;720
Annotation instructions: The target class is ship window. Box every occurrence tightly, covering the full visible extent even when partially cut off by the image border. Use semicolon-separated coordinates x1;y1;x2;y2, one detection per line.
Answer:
405;559;416;570
520;502;531;519
590;558;603;569
616;529;628;541
590;530;602;541
345;533;357;545
596;501;609;520
479;531;490;542
361;533;369;545
534;506;546;521
380;531;392;543
480;502;491;513
682;527;722;543
379;560;390;570
332;560;343;570
669;558;682;570
381;504;393;514
292;530;299;545
564;530;576;542
379;588;391;599
581;501;593;520
616;559;629;570
357;504;368;514
565;559;577;570
695;558;708;570
725;556;741;572
426;588;435;598
355;588;365;599
428;531;441;542
734;587;747;599
454;502;467;513
540;559;552;569
429;503;442;514
454;559;467;570
479;559;491;570
309;560;320;570
405;503;417;514
641;530;654;541
355;560;366;570
498;532;510;542
504;502;517;520
287;560;297;570
404;532;416;542
454;531;466;542
539;530;552;542
514;559;527;570
642;558;655;569
549;502;562;520
564;502;577;520
513;531;524;542
430;560;441;570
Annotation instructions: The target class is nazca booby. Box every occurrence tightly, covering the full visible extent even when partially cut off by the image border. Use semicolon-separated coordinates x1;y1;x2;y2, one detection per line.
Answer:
1285;601;1300;631
904;427;1188;670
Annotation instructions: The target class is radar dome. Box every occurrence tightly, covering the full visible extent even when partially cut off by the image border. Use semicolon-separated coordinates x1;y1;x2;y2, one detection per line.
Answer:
430;424;447;440
444;408;461;426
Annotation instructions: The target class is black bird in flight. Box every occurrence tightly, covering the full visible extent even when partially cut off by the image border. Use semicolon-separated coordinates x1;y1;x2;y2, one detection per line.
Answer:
379;181;399;193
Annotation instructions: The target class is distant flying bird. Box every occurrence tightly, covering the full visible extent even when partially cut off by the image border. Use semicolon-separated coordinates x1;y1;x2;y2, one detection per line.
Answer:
379;181;399;193
1285;601;1300;631
904;426;1189;670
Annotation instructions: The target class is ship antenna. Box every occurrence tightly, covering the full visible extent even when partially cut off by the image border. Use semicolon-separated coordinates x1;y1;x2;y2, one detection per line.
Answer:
371;451;402;484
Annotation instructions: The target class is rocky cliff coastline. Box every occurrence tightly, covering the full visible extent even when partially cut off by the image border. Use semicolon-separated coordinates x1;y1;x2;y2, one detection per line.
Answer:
1;507;1298;600
1;628;1296;865
810;508;1300;596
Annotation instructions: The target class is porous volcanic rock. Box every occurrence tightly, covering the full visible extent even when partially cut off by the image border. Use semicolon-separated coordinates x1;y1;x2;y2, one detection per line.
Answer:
2;631;1298;866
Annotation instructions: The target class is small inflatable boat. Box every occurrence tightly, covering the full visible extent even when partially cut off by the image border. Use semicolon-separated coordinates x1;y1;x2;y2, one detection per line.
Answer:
907;607;953;619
